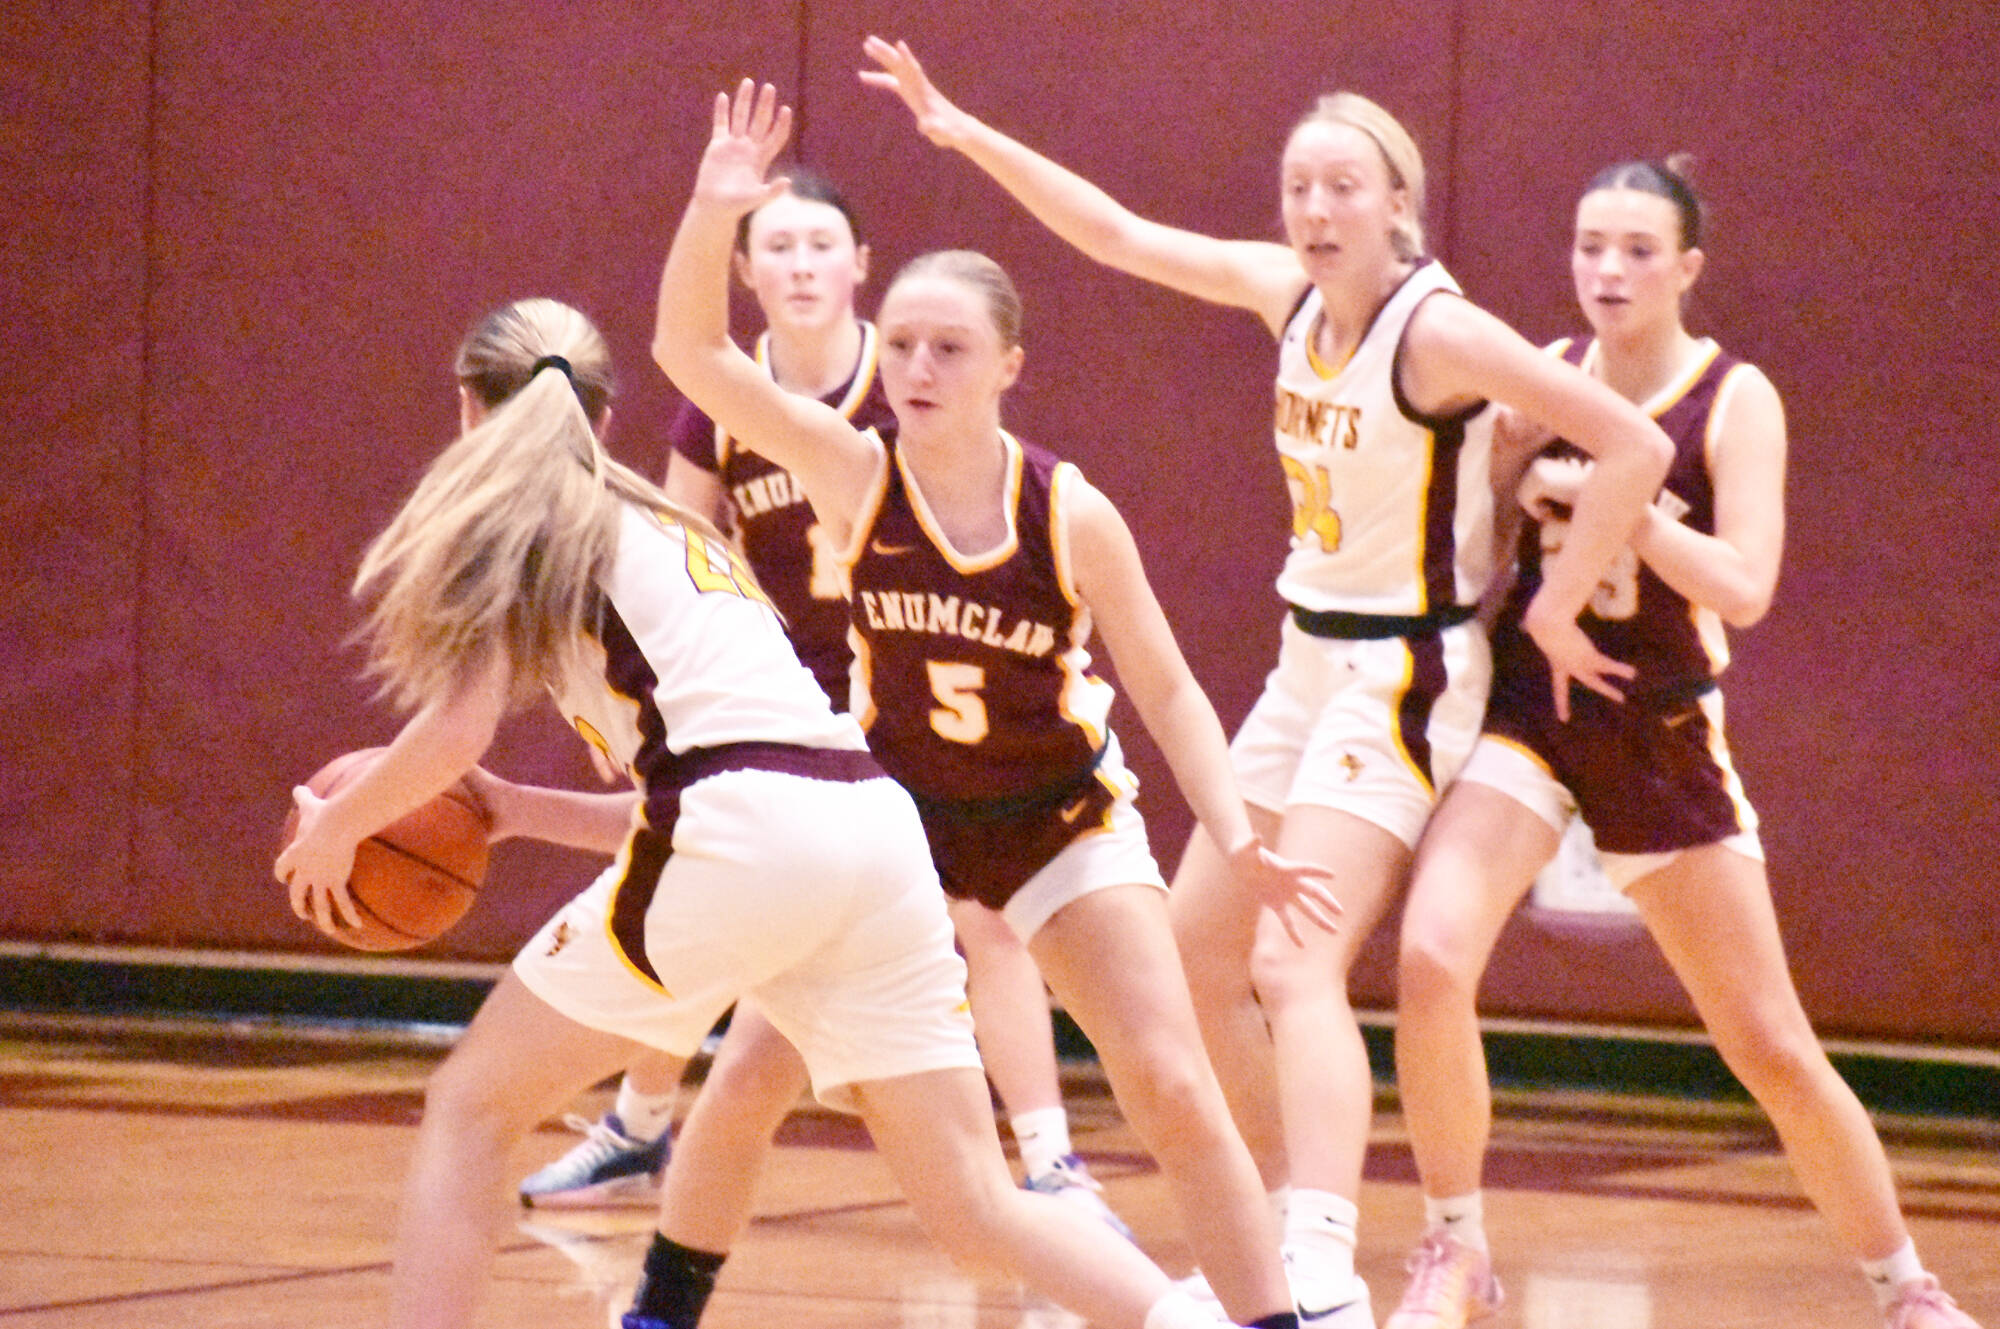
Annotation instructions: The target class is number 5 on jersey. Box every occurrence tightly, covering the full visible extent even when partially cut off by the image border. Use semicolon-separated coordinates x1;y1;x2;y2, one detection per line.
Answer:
927;661;989;744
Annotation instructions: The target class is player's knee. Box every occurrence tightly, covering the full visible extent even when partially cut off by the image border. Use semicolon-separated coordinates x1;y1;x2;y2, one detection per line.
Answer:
1109;1045;1213;1138
1248;930;1343;1010
911;1180;1018;1275
1713;1012;1828;1108
1397;919;1480;1009
420;1057;527;1148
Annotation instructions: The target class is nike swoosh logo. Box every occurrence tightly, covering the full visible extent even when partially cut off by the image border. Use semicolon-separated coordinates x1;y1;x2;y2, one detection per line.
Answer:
1059;796;1091;824
1295;1299;1363;1323
870;540;917;556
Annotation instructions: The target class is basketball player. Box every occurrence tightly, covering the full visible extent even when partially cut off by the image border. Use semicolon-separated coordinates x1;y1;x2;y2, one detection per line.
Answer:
1383;161;1985;1329
650;81;1343;1329
522;167;1123;1237
861;38;1673;1325
274;294;1230;1329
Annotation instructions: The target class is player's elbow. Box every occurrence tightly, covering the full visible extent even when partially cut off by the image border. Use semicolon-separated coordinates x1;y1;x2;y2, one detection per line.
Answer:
1719;587;1774;629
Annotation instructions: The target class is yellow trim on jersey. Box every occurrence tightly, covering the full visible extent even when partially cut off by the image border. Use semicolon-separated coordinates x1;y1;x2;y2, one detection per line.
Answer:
1700;690;1760;836
1482;731;1560;780
1384;639;1435;796
602;833;675;999
835;428;895;571
1304;307;1350;380
1692;360;1755;678
899;431;1024;574
849;627;878;733
718;323;879;466
1579;336;1720;419
1048;461;1083;610
834;321;881;419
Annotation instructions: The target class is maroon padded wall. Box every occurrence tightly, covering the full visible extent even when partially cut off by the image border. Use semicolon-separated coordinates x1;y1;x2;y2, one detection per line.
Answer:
1446;2;2000;1036
0;1;151;936
4;2;1995;1043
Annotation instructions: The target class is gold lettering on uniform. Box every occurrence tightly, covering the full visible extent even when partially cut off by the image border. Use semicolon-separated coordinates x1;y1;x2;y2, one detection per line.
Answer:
959;603;986;640
860;591;886;630
1337;405;1361;450
1001;619;1034;653
1275;386;1364;453
901;591;927;626
980;607;1007;646
1024;624;1056;657
926;593;962;633
878;592;904;630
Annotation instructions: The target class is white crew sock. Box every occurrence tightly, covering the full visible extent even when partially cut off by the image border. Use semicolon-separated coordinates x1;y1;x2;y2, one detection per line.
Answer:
1860;1238;1927;1308
1423;1191;1488;1254
1283;1188;1359;1309
614;1076;678;1143
1011;1106;1074;1180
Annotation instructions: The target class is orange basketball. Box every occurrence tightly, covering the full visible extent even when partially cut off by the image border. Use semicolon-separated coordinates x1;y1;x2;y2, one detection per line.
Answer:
280;748;490;952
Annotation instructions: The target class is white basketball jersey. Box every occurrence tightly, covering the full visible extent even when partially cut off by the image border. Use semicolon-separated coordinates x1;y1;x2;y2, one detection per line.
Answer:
1272;262;1495;617
550;503;865;779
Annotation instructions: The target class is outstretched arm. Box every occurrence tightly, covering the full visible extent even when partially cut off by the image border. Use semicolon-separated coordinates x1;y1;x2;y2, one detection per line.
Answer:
1064;478;1340;941
861;37;1308;336
653;81;881;549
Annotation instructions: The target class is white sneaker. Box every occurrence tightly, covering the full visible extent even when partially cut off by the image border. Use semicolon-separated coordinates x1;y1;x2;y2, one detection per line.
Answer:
519;1112;670;1208
1295;1272;1372;1329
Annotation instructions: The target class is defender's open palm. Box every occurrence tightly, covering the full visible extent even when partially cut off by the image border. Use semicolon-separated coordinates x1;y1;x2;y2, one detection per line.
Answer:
1231;839;1342;946
1523;597;1635;721
697;80;794;217
859;37;974;149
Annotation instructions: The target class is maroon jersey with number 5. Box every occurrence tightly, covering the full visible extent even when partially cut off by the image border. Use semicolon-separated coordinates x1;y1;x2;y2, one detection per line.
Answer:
843;430;1124;907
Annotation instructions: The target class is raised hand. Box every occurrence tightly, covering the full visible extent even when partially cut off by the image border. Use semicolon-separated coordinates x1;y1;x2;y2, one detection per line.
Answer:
1521;593;1635;721
1227;837;1342;946
695;79;794;218
859;36;976;149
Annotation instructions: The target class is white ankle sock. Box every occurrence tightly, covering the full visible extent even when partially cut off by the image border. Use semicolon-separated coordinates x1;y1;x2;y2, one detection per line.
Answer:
613;1078;677;1142
1422;1191;1487;1253
1860;1238;1926;1308
1283;1188;1360;1307
1010;1106;1074;1179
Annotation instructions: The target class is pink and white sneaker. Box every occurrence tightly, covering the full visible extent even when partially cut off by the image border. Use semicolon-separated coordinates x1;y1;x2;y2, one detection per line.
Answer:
1383;1231;1502;1329
1887;1276;1983;1329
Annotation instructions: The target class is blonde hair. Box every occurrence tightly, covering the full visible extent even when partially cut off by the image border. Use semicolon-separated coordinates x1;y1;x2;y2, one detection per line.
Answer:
887;250;1024;349
354;298;739;713
1292;92;1427;261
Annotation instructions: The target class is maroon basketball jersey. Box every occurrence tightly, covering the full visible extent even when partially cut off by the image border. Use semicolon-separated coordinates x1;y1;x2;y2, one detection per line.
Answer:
667;322;891;706
1497;337;1745;701
846;430;1113;809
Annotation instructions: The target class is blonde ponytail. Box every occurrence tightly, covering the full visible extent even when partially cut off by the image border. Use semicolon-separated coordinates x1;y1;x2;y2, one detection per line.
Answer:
353;299;746;713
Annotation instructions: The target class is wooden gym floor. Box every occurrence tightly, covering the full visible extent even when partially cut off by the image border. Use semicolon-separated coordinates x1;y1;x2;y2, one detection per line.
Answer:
0;1014;1993;1329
